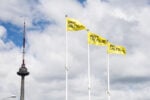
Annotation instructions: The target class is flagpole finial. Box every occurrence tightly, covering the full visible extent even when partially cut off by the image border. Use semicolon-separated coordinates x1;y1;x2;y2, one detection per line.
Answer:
65;15;68;18
86;29;90;32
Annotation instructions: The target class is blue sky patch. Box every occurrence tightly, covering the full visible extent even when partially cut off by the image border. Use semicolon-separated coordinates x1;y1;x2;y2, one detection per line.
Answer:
0;21;23;47
78;0;86;3
32;18;51;31
0;18;51;47
77;0;86;6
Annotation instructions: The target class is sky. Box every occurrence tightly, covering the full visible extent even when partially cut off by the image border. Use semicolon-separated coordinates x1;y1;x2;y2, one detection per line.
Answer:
0;0;150;100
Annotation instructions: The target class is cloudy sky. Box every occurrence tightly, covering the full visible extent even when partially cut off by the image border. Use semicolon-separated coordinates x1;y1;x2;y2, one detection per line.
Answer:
0;0;150;100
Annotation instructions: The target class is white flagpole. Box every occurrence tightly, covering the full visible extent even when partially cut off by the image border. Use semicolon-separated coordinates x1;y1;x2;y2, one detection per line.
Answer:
88;43;91;100
65;15;69;100
107;54;110;100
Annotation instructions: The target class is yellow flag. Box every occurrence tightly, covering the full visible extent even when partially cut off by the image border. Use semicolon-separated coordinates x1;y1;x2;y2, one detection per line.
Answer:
88;32;108;46
107;42;126;55
66;17;86;31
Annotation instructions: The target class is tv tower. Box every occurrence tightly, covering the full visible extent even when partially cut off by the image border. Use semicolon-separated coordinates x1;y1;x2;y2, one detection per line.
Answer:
17;21;29;100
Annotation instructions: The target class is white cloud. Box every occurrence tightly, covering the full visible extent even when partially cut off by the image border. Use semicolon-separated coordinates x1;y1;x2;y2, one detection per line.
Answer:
0;0;150;100
0;26;6;38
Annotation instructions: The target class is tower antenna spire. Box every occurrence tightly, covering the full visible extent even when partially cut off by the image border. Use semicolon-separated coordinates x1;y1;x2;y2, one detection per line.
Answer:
17;20;29;100
22;21;26;65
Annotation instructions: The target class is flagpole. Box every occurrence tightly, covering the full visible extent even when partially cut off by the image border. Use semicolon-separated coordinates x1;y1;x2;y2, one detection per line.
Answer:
65;15;68;100
88;43;91;100
107;54;110;100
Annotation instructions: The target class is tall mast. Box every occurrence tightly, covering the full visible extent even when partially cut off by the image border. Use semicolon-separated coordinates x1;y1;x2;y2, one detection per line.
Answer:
17;21;29;100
